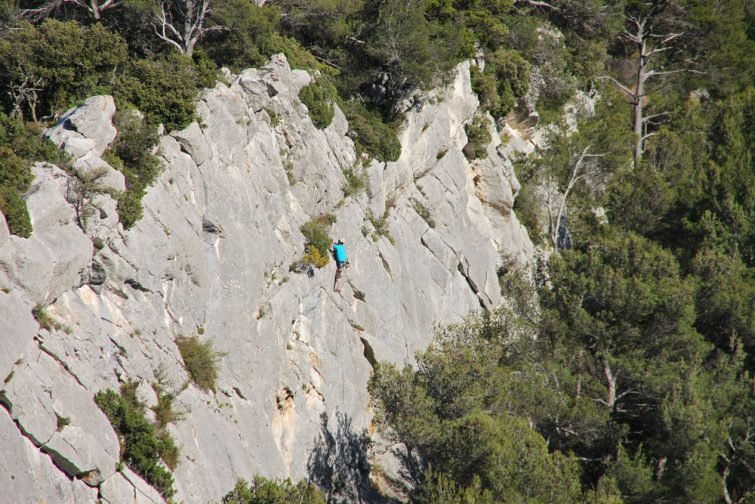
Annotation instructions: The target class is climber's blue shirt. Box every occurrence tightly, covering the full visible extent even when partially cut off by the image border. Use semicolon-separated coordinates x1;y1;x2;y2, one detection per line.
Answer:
333;244;347;263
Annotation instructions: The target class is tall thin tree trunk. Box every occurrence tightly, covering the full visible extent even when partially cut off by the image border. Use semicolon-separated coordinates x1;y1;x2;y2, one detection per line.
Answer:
633;41;646;166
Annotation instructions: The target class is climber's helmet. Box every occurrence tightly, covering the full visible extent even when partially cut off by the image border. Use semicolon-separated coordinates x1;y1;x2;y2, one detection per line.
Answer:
337;239;344;245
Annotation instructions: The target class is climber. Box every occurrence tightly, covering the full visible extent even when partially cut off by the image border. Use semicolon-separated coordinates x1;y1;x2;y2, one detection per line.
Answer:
331;239;349;272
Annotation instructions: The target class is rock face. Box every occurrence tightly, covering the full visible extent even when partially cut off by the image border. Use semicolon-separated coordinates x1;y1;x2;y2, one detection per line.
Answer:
0;55;534;503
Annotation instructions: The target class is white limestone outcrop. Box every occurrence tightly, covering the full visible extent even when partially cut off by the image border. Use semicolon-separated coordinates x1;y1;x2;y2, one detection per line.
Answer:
0;55;534;503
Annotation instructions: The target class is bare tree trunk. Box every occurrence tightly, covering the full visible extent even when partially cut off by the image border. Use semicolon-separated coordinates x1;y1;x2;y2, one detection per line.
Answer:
155;0;218;57
22;0;121;21
603;359;617;412
722;462;733;504
551;145;603;252
601;16;683;168
633;38;645;164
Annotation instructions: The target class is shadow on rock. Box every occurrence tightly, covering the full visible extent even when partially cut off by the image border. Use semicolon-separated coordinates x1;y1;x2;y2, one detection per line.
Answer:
307;411;396;503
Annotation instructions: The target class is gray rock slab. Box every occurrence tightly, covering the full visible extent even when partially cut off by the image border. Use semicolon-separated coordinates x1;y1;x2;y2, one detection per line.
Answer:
100;467;164;504
0;290;37;382
0;410;98;504
0;164;91;304
47;96;117;157
1;347;119;483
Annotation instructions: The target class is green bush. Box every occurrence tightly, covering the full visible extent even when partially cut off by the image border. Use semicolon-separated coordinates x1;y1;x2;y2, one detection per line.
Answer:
512;182;544;245
0;112;70;237
367;212;394;244
464;115;492;160
222;476;326;504
0;186;31;237
265;33;334;74
115;53;205;132
106;111;162;229
203;0;278;71
176;335;223;392
116;186;145;230
94;385;177;499
0;20;128;119
299;79;337;129
0;113;68;168
300;213;336;267
340;100;401;162
0;146;31;193
471;50;531;119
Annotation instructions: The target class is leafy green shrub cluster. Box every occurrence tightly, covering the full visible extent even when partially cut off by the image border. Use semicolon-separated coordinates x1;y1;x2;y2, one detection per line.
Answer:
0;20;128;120
176;335;223;393
114;52;211;132
104;110;162;229
94;383;177;499
299;79;338;129
222;476;325;504
300;213;336;268
341;100;401;162
511;183;543;245
463;115;492;160
0;186;31;237
471;49;530;118
0;112;68;237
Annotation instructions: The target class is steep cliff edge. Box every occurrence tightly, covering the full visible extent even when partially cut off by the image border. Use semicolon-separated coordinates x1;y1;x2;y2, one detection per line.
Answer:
0;55;533;503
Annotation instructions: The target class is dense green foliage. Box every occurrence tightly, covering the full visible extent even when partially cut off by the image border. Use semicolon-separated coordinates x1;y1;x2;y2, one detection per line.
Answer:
95;383;178;498
340;100;401;162
300;213;336;268
222;476;326;504
298;79;337;129
0;112;66;236
463;115;492;160
104;110;162;229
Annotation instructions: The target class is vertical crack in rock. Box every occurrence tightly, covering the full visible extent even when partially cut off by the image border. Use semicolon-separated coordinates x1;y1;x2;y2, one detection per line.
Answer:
359;338;377;370
377;251;393;279
457;260;486;310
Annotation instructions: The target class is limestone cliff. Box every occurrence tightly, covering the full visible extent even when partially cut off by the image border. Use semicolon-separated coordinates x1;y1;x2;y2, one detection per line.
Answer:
0;55;534;503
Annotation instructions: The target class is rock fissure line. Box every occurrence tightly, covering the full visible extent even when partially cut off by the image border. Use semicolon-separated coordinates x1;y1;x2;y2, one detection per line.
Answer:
35;339;87;390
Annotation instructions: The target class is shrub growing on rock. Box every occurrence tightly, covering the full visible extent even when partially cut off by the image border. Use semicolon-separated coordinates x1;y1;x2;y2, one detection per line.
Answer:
343;168;365;197
341;100;401;162
0;186;31;237
0;113;68;237
176;335;223;392
299;79;337;129
114;52;209;132
463;115;491;160
106;110;162;230
0;20;128;120
222;476;326;504
94;385;177;499
300;213;336;268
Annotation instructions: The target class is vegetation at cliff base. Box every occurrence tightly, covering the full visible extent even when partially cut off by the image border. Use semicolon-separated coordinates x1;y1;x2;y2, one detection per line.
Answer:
95;382;178;499
222;477;326;504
